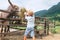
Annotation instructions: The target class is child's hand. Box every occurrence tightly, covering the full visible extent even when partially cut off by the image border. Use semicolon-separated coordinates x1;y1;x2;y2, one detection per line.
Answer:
24;12;27;15
24;12;29;16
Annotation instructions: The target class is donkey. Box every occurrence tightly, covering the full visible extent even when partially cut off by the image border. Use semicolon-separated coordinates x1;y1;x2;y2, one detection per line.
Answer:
0;0;19;35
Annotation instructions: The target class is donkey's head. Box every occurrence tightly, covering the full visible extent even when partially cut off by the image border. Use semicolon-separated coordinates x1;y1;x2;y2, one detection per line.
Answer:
0;0;19;18
8;0;19;16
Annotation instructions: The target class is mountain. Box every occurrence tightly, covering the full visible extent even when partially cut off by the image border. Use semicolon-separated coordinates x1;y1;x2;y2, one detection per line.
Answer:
45;2;60;17
35;10;47;17
35;2;60;21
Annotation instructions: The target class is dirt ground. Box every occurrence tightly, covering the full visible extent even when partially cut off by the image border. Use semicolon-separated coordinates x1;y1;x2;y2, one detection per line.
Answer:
0;30;60;40
42;34;60;40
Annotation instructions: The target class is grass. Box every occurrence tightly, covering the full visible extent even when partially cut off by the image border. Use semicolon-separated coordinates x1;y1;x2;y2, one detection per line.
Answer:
11;26;26;30
36;26;44;30
10;25;60;33
36;25;60;34
55;26;60;33
11;26;44;30
51;26;60;33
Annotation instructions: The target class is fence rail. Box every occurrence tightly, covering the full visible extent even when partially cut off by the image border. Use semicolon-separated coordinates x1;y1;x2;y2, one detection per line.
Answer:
0;18;21;21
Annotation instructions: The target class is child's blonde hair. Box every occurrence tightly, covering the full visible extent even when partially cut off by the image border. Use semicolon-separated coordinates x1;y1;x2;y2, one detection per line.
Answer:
27;10;33;16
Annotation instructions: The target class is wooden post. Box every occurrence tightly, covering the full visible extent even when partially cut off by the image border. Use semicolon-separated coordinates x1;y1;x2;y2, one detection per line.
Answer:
54;20;55;28
44;18;47;35
46;20;49;35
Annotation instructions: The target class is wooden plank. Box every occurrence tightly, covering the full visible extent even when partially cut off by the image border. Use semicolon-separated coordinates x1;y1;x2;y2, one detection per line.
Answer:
0;18;21;21
0;24;26;27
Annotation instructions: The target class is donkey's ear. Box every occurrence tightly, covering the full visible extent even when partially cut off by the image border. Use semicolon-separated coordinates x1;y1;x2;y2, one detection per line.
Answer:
8;0;13;8
0;9;10;13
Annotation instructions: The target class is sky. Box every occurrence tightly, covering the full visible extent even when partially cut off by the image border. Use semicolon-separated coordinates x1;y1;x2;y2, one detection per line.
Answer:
0;0;60;12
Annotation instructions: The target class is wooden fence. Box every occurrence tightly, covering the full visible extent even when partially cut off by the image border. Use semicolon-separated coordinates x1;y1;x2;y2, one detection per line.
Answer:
0;18;55;38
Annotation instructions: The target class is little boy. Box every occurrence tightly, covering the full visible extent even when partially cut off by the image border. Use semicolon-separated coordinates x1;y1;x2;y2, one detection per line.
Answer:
24;10;36;40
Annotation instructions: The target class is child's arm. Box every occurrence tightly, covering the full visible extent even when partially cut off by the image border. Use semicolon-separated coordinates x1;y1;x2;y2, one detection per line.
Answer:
24;12;28;19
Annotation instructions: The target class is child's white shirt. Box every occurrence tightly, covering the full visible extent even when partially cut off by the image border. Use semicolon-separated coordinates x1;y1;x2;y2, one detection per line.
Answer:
25;15;35;28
